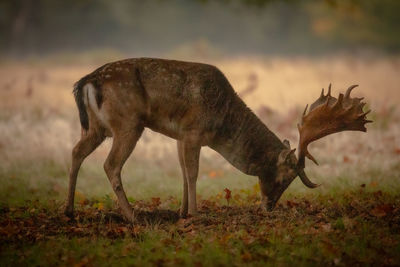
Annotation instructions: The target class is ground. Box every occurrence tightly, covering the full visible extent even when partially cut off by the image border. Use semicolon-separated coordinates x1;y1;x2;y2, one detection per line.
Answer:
1;186;400;266
0;54;399;266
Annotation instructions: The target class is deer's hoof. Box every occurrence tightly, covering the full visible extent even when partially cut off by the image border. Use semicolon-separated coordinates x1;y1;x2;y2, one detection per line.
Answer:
123;211;135;224
187;210;199;217
63;208;74;218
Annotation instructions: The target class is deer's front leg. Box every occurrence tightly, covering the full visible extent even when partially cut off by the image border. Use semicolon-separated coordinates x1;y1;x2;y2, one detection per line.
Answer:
104;127;143;223
180;141;201;216
177;141;188;218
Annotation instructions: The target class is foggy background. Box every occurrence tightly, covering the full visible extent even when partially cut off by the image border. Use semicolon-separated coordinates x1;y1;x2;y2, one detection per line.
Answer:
1;0;400;58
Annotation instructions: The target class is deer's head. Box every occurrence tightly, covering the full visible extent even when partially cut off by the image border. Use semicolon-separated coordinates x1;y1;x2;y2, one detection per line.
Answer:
259;84;372;211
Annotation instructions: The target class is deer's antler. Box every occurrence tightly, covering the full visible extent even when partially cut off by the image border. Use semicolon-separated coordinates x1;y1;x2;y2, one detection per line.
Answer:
297;84;372;170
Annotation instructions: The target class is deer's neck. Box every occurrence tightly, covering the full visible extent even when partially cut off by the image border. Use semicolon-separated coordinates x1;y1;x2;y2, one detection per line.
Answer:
209;97;285;176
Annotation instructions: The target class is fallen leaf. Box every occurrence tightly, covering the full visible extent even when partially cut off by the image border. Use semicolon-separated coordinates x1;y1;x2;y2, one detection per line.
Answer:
151;197;161;208
286;200;299;208
370;204;393;217
208;170;223;179
96;202;104;211
320;223;332;232
321;239;338;255
224;188;232;204
219;234;231;245
79;198;89;206
241;251;252;261
369;181;378;188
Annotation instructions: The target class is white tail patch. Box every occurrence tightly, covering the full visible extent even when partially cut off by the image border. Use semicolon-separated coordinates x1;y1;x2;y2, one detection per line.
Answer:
83;83;111;130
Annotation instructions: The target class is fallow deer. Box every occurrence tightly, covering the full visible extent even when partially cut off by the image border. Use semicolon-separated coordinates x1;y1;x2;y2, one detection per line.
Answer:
64;58;372;222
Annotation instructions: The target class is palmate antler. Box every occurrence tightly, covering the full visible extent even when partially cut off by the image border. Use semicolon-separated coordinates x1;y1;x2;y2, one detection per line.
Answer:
296;84;372;188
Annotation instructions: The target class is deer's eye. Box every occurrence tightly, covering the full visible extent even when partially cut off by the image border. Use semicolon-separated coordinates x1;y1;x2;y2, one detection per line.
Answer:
286;157;293;165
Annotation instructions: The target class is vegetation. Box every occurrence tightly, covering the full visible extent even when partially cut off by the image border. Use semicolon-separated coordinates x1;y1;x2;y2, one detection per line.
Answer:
1;173;400;266
1;0;400;57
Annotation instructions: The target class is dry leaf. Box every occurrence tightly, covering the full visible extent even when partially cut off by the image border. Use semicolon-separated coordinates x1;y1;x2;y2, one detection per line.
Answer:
370;204;393;217
151;197;161;208
224;188;232;203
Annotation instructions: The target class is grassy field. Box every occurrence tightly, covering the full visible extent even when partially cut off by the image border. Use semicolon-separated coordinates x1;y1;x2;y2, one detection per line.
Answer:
0;54;399;266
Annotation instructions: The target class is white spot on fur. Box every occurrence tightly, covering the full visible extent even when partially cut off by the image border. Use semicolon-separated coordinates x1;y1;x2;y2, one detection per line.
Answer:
84;83;111;130
83;85;89;106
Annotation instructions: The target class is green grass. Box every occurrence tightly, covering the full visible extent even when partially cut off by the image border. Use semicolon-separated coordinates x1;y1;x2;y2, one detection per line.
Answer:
1;158;400;266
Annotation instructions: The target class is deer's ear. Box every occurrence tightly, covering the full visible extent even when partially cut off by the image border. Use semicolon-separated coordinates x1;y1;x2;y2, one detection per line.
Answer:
283;139;291;149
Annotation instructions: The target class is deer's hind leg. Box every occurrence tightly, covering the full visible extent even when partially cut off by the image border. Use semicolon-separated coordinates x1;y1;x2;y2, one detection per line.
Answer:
65;127;105;218
103;123;144;223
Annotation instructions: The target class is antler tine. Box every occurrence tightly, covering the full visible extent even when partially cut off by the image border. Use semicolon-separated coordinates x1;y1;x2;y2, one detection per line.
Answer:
332;93;344;110
303;104;308;116
298;170;320;188
306;150;318;165
360;109;371;117
324;94;330;107
296;83;372;187
359;110;373;123
345;84;358;98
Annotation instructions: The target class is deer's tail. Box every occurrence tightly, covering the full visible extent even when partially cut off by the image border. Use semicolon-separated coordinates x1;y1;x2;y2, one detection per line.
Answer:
73;75;91;131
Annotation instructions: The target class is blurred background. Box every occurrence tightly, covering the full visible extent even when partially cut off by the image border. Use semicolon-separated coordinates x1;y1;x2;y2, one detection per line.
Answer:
0;0;399;203
2;0;400;57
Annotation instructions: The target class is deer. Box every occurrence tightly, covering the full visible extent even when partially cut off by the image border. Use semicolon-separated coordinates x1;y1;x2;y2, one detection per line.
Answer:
64;58;372;223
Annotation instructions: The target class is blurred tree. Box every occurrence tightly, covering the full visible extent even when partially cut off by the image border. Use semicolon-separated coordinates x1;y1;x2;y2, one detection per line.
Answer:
0;0;399;56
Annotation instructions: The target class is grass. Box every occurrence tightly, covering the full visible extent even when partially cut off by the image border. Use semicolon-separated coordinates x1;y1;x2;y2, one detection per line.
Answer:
1;191;399;266
1;158;400;266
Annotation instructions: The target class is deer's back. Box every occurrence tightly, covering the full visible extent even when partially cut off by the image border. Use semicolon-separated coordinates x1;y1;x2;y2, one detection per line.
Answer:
84;58;239;143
